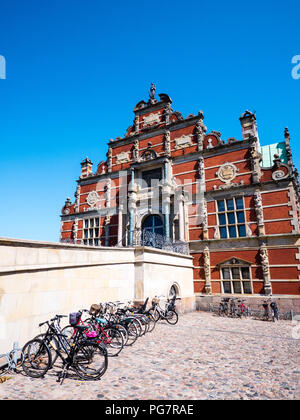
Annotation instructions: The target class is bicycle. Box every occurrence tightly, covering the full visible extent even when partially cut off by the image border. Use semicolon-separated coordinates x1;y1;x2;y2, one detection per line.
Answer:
236;299;250;318
150;295;179;325
97;302;141;344
63;309;124;357
21;313;108;384
218;298;230;316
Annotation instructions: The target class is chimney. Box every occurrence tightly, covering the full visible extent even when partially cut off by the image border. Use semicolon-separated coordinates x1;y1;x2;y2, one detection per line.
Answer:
80;157;93;178
240;110;260;146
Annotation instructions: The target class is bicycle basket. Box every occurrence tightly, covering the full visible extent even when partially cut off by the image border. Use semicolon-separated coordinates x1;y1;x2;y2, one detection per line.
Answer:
89;304;100;316
69;312;81;326
152;297;159;305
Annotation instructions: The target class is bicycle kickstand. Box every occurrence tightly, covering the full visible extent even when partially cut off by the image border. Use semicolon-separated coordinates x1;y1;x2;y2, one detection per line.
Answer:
57;365;69;385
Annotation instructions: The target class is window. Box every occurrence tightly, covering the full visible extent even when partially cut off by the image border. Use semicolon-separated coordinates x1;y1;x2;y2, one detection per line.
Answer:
221;266;252;294
142;214;164;236
83;217;101;246
217;197;246;239
141;168;162;188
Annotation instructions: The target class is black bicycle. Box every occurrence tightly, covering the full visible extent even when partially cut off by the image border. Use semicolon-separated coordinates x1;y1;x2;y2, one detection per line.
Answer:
218;298;230;316
21;313;108;384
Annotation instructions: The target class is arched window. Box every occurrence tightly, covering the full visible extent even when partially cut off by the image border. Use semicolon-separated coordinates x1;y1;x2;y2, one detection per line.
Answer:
169;284;178;299
142;215;164;236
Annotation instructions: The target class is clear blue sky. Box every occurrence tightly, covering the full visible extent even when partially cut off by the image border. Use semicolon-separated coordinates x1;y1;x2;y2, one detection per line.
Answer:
0;0;299;242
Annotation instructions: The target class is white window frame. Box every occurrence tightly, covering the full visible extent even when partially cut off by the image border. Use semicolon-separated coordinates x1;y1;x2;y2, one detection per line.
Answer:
216;196;247;239
220;264;253;295
83;217;101;246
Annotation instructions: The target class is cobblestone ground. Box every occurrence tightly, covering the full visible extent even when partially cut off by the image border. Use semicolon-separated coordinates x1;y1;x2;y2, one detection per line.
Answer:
1;311;299;400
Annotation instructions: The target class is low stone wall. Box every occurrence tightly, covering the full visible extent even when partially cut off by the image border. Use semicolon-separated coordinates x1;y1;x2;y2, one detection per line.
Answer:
0;237;194;354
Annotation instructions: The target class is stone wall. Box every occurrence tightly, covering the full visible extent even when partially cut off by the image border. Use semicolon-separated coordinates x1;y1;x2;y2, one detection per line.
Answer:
0;238;194;354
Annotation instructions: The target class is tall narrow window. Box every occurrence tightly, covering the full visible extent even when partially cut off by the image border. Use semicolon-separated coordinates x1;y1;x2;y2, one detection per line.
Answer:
83;217;101;246
217;197;246;239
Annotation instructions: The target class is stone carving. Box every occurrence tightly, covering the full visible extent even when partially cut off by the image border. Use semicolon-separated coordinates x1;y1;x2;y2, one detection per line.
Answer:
132;137;139;162
217;162;238;184
213;180;244;191
164;103;172;124
259;243;272;295
272;169;286;180
72;218;78;240
201;201;208;239
214;226;220;239
254;190;264;235
272;154;291;181
74;186;80;213
140;143;157;161
143;112;161;127
164;130;171;157
248;135;261;183
195;118;207;152
105;179;111;208
86;191;99;208
134;116;139;133
174;134;192;150
149;83;156;100
116;151;130;164
203;246;212;294
107;147;112;173
64;197;72;214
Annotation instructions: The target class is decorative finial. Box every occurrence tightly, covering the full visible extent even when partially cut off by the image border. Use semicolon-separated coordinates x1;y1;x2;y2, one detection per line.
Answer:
149;83;156;100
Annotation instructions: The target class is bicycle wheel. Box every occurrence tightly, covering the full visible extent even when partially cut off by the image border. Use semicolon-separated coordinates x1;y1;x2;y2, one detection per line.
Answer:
145;313;156;333
61;325;76;344
34;334;59;368
128;317;143;337
124;319;138;346
73;341;108;380
22;338;52;378
165;310;178;325
101;327;124;357
150;308;160;322
135;315;148;336
115;324;129;346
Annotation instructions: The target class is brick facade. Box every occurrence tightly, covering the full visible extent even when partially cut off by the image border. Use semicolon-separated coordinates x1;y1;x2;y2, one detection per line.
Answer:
60;86;300;297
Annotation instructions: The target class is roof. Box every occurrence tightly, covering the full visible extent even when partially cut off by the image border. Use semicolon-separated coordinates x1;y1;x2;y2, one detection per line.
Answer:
259;142;288;167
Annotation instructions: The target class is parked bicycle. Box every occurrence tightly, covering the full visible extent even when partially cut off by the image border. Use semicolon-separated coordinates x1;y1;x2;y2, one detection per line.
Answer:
22;313;108;384
17;295;178;384
149;295;179;325
218;298;250;318
218;298;230;316
62;309;124;357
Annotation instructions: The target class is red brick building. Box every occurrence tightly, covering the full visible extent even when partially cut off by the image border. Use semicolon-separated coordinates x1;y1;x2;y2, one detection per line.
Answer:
61;85;300;297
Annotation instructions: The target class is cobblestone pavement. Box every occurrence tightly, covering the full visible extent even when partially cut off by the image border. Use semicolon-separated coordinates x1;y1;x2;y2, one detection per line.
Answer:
1;311;299;400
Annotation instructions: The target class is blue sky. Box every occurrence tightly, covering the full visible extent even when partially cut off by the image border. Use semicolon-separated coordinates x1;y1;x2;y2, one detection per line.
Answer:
0;0;299;242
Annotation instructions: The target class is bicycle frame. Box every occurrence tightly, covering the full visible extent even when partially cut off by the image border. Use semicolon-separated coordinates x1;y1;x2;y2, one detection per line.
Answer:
69;313;112;346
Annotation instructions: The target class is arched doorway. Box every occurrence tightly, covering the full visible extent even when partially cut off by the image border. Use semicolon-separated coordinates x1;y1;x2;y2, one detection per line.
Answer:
142;214;164;236
141;214;164;247
169;283;180;299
